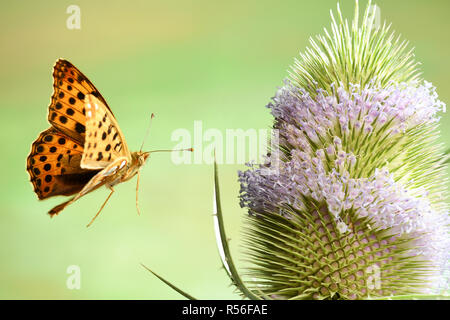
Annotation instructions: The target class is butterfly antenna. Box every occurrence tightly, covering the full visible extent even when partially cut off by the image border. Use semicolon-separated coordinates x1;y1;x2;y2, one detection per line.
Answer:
149;148;194;154
140;113;155;152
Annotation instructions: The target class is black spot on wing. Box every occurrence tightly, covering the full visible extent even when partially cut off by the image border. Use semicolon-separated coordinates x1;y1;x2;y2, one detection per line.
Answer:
75;123;85;134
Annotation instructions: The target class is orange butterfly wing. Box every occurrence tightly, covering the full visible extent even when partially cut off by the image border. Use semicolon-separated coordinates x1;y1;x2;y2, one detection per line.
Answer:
48;59;113;143
27;59;111;201
27;59;138;220
27;128;101;200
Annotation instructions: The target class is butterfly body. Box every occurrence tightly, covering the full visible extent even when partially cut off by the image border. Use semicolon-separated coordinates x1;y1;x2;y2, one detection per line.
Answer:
92;151;150;189
27;59;151;224
125;151;151;183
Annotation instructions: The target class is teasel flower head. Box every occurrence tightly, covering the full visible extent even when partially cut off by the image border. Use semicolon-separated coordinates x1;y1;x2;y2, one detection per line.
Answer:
238;1;450;299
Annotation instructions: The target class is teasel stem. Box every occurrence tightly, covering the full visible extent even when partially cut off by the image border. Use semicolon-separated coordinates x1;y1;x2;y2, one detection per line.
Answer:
139;158;263;300
213;157;266;300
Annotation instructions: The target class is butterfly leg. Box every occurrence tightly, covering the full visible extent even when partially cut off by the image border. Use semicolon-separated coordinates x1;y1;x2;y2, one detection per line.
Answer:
136;171;141;216
86;187;114;228
48;197;76;217
48;170;107;217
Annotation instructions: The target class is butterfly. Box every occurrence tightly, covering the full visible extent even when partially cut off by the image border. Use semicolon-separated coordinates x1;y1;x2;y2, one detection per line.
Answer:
26;59;192;227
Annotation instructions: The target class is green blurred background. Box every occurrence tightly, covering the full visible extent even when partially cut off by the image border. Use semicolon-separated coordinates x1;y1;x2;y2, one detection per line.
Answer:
0;0;449;299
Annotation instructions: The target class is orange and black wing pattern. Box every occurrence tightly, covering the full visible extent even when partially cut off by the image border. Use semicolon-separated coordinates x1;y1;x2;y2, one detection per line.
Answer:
47;59;113;144
27;59;108;201
27;127;100;200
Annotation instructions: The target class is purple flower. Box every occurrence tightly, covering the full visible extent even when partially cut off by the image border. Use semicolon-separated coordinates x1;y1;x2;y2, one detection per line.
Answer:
239;9;449;297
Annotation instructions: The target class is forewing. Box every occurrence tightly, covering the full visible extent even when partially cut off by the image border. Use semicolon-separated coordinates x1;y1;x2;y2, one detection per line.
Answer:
48;59;113;144
81;94;131;169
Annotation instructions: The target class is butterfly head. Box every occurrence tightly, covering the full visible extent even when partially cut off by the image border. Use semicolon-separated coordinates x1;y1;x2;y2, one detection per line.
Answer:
133;151;150;168
139;151;150;166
